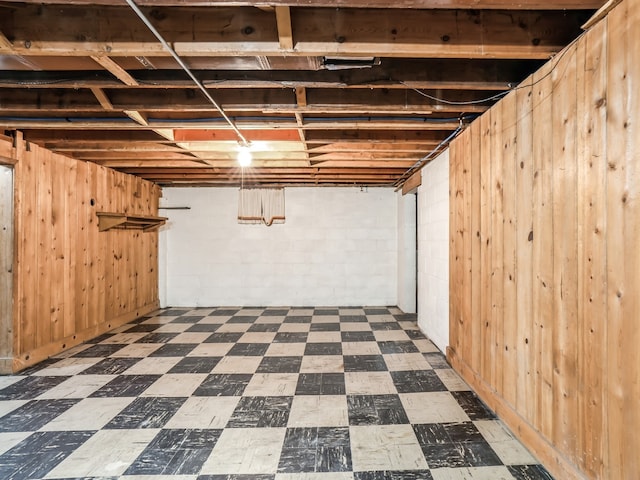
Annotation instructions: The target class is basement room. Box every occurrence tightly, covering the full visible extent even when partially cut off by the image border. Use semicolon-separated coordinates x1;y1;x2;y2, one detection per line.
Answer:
0;0;637;479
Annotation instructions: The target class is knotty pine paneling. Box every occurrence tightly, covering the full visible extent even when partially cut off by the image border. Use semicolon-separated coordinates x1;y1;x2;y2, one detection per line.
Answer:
447;1;639;478
5;136;161;373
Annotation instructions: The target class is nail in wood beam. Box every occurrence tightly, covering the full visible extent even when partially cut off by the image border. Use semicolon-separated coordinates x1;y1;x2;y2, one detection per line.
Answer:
90;56;139;86
275;6;294;50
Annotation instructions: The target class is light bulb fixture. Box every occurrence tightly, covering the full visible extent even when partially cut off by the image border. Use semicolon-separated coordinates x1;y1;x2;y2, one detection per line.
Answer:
237;143;252;167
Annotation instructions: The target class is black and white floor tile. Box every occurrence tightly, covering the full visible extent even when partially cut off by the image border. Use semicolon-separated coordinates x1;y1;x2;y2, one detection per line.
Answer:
0;307;553;480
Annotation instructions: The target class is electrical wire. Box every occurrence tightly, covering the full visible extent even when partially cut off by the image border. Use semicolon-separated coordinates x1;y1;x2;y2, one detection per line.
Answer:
402;28;587;107
394;124;464;189
394;29;587;189
402;84;510;105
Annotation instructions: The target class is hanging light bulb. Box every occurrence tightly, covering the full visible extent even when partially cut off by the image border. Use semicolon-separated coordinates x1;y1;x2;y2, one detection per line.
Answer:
237;143;252;167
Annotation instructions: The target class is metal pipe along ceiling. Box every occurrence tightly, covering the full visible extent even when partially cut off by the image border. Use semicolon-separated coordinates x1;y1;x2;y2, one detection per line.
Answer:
124;0;251;147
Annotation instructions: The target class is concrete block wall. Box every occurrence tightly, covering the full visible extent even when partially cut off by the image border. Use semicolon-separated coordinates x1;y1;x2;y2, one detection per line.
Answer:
417;150;450;352
159;187;397;307
397;192;416;313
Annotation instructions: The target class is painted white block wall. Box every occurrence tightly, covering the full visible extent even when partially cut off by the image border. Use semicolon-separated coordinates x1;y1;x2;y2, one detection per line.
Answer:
397;192;416;313
159;187;397;307
417;149;450;353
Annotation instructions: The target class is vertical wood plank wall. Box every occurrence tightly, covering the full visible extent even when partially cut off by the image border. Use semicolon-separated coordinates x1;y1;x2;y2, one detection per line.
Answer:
4;135;161;372
447;2;639;479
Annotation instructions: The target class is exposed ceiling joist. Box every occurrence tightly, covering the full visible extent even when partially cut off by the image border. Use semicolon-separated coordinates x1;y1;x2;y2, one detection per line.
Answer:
275;6;294;50
0;0;605;9
0;59;543;91
0;30;13;50
1;6;590;59
0;1;601;186
90;56;139;86
90;87;114;110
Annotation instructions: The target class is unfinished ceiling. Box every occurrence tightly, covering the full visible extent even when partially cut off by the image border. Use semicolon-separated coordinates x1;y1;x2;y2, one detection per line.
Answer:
0;0;602;187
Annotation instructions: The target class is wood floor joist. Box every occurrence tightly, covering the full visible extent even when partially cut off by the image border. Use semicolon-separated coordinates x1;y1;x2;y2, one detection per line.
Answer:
0;0;602;186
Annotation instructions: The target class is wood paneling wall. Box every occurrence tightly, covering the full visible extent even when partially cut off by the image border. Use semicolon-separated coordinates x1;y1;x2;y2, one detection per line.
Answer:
2;134;161;373
448;1;639;479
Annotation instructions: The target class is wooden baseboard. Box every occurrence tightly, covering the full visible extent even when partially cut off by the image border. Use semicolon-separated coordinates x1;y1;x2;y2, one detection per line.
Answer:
12;302;159;373
447;347;588;480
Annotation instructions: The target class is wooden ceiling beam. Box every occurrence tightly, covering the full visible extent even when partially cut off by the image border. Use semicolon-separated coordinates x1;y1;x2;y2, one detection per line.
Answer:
46;141;433;154
77;151;310;161
112;167;407;174
125;173;401;180
48;142;184;152
2;119;465;130
98;159;414;169
122;111;186;151
123;110;148;126
90;56;139;86
90;160;220;167
292;160;414;168
21;130;172;143
0;85;503;108
152;129;176;142
0;59;542;91
0;104;485;115
308;151;418;161
308;142;430;152
304;130;451;142
1;6;590;59
75;151;198;160
155;181;395;187
90;87;114;110
275;6;294;50
0;30;13;51
0;0;606;10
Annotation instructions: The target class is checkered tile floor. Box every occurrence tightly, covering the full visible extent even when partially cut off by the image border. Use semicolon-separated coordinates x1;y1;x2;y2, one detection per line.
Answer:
0;307;553;480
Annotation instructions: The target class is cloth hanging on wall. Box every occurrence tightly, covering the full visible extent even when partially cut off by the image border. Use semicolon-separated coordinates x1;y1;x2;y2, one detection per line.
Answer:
238;188;285;226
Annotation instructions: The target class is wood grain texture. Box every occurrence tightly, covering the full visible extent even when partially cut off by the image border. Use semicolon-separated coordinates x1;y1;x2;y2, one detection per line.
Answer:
447;1;639;478
605;1;640;477
0;164;14;369
469;119;482;374
530;59;555;442
500;90;518;409
550;36;578;460
514;82;534;419
575;20;607;478
478;112;493;384
7;136;160;372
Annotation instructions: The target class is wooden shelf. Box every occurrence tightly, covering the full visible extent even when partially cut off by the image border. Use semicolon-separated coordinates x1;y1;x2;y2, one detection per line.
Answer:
96;212;167;232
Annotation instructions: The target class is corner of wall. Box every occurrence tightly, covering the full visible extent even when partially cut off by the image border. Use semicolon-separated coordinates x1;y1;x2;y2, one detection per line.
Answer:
417;149;450;353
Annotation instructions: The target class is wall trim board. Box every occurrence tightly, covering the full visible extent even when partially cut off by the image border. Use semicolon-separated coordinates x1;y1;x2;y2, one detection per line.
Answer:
448;348;588;480
11;301;158;372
